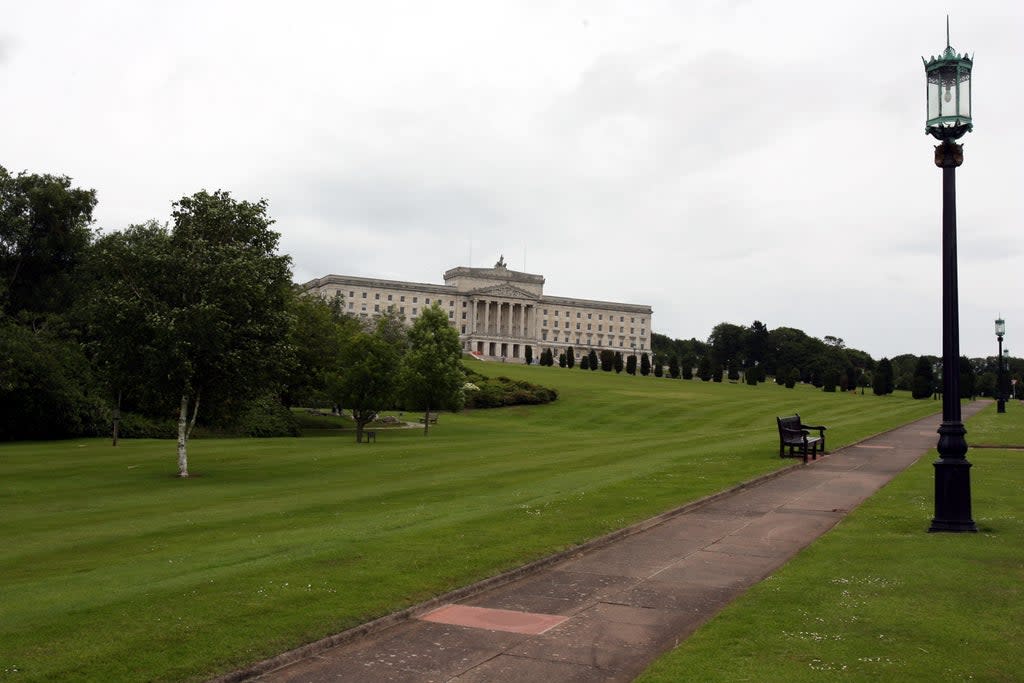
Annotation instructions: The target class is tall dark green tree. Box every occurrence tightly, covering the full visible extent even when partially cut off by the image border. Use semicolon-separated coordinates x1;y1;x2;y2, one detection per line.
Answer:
911;356;935;399
626;354;637;375
959;355;976;399
614;351;624;374
653;360;664;377
401;303;465;435
680;353;694;380
697;355;712;381
588;349;598;371
599;349;614;372
873;358;894;396
0;166;97;320
524;345;533;365
566;346;575;368
640;352;651;376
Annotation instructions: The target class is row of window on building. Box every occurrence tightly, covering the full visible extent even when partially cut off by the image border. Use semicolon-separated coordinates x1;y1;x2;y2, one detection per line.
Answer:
542;309;644;325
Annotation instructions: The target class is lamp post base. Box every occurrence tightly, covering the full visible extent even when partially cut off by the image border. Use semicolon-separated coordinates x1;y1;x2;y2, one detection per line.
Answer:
929;447;978;533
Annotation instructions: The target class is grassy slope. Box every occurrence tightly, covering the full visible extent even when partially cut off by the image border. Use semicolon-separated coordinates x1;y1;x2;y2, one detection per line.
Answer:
1;367;941;682
637;400;1024;683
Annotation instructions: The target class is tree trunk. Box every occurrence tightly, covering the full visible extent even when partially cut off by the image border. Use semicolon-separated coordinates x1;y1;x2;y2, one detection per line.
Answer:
423;402;430;436
177;393;190;478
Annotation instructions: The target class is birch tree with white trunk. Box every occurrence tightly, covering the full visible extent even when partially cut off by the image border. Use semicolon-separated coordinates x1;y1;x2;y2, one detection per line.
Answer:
85;190;292;477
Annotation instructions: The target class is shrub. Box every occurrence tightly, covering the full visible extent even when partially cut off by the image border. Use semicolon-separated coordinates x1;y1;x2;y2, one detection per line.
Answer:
462;370;558;408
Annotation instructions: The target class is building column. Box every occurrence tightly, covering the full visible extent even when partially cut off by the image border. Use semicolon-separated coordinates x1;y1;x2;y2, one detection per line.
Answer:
483;300;490;337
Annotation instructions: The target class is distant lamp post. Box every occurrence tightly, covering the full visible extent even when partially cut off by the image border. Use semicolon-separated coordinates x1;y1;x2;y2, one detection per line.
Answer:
924;20;977;533
996;317;1006;413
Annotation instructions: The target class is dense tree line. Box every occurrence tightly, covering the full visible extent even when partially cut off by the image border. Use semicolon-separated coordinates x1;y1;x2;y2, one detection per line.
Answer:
0;167;467;471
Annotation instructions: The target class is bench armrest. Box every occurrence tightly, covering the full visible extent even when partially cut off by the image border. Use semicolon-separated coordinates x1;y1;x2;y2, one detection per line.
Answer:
801;424;826;432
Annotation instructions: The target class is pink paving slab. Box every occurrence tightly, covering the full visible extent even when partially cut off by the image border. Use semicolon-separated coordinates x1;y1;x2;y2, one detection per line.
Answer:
419;604;569;635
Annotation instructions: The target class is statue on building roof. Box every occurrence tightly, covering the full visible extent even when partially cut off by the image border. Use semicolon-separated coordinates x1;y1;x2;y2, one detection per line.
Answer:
495;255;507;269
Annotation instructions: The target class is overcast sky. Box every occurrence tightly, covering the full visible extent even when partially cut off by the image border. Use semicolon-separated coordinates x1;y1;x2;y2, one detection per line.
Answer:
3;1;1022;360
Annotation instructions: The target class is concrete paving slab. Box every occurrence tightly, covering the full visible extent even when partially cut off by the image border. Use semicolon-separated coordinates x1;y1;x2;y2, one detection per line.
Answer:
237;401;992;683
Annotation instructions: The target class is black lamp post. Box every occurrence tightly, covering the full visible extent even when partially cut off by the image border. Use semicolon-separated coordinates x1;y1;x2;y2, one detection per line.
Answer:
996;317;1006;413
924;21;977;533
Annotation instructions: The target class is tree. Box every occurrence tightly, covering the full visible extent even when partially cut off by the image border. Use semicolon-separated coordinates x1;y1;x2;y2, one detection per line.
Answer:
911;356;935;399
278;290;353;407
524;345;533;365
785;368;799;389
0;166;97;320
599;349;614;372
401;303;465;435
614;351;624;374
959;355;976;399
822;368;839;392
668;355;680;379
0;320;103;439
873;358;894;396
640;352;651;376
653;360;664;377
558;352;566;368
697;355;712;381
588;349;598;371
85;190;293;476
335;332;399;442
727;359;740;381
626;354;637;375
580;354;590;370
566;346;575;368
680;353;694;380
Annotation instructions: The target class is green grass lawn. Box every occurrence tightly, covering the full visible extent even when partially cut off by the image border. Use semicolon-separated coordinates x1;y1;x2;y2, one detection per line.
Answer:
1;368;945;682
637;399;1024;683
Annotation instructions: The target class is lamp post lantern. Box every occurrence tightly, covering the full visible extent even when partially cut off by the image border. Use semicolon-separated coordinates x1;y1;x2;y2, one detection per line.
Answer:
924;21;977;533
996;317;1006;413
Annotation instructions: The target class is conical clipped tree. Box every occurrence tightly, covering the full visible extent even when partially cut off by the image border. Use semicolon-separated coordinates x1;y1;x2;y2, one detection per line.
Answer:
681;354;694;380
558;352;566;368
599;349;614;372
668;355;680;379
524;345;533;365
640;352;651;376
712;363;723;382
626;354;637;375
697;355;712;381
580;354;590;370
959;355;975;398
911;356;934;399
727;359;740;381
785;367;799;389
873;358;894;395
588;349;599;371
566;346;575;368
822;368;839;392
654;360;664;377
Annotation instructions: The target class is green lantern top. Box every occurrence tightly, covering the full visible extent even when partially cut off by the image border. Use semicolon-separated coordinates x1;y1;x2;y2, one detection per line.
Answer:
923;19;973;139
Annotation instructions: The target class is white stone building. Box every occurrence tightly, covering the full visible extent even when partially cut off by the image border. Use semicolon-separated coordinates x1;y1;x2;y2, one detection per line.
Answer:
303;258;653;362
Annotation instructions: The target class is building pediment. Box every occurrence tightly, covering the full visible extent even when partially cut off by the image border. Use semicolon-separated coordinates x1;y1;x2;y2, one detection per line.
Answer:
470;283;540;300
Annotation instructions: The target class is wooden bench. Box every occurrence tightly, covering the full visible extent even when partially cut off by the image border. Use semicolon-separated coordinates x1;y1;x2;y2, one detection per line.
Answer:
418;415;438;425
776;414;827;463
363;430;376;443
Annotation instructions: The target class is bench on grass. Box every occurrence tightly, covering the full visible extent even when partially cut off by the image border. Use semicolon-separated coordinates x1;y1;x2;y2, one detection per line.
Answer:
776;414;827;463
418;415;438;425
363;430;376;443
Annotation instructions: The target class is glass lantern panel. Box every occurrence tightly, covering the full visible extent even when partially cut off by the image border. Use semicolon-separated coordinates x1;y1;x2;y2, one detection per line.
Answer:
927;81;941;121
959;77;971;119
937;72;958;119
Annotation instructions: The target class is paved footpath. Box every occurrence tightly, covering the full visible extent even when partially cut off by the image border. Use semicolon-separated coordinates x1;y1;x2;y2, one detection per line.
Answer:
231;403;989;683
